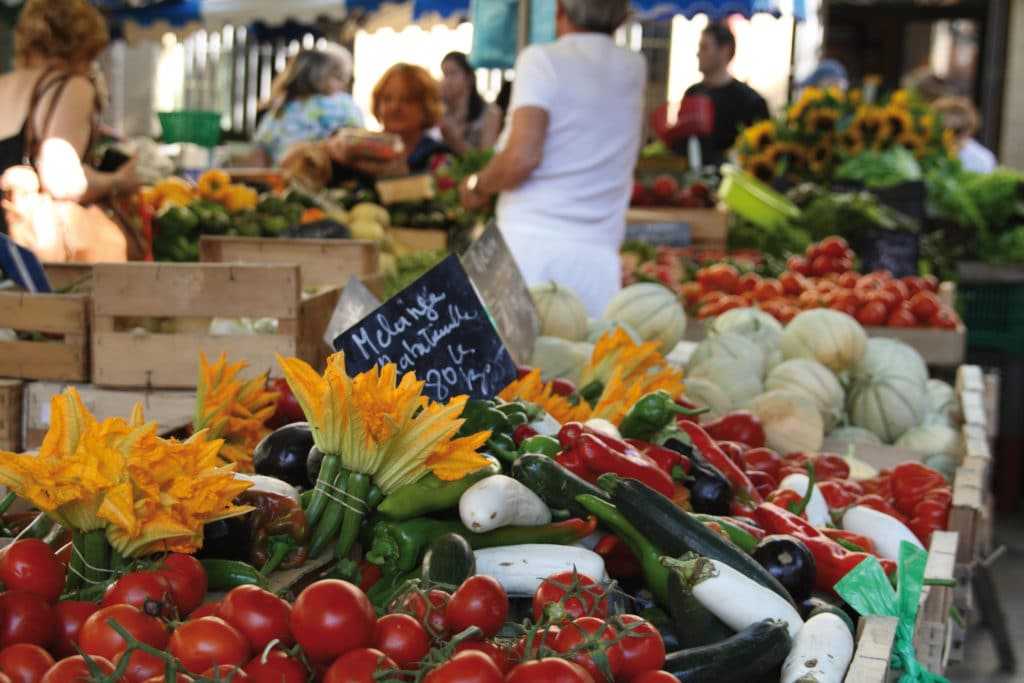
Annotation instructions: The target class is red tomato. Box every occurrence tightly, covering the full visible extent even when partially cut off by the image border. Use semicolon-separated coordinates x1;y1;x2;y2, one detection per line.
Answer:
810;255;836;277
323;648;397;683
423;650;502;683
629;671;676;683
697;290;726;307
922;274;940;292
0;592;54;649
112;649;166;683
612;615;665;680
778;271;807;295
168;617;250;674
51;602;98;660
786;256;811;276
531;571;608;623
0;541;64;604
746;470;778;498
929;307;959;330
0;645;53;683
752;279;784;302
797;290;820;310
856;301;888;327
290;580;375;663
837;271;860;289
78;605;167;662
505;658;595;683
141;675;192;683
157;554;207;616
203;666;247;681
219;585;293;651
242;650;306;683
882;279;910;303
394;589;450;639
737;272;761;293
819;236;849;258
373;614;429;670
508;625;561;666
553;617;623;682
834;257;855;273
102;571;175;618
774;304;799;324
901;276;925;295
39;656;114;683
697;264;740;294
447;576;508;639
680;282;703;308
887;304;917;327
714;295;748;315
188;602;222;621
452;640;508;674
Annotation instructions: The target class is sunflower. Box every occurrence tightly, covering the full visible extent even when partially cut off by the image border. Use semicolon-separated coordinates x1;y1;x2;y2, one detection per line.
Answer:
747;151;778;183
897;131;928;158
807;141;835;177
839;128;865;156
880;104;913;142
847;88;863;107
942;128;960;158
851;106;883;142
806;107;841;136
742;120;776;153
889;89;910;107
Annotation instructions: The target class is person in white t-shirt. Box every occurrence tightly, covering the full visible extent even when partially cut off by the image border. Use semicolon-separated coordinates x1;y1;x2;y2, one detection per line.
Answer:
933;96;997;174
459;0;646;317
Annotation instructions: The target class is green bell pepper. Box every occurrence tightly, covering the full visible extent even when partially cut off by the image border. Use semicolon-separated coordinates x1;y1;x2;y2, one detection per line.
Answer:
519;435;562;458
618;390;706;442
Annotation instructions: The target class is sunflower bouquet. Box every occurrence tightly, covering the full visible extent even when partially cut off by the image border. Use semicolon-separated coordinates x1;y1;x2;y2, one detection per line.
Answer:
735;85;955;184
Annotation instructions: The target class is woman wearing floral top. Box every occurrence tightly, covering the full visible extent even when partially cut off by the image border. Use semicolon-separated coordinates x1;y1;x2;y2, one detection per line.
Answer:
253;46;363;166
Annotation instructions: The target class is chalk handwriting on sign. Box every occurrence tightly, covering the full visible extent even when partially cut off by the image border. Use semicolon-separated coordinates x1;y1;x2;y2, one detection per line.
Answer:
332;255;517;402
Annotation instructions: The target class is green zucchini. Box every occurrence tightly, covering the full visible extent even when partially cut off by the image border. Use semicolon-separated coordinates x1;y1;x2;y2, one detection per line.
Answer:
511;454;607;518
201;559;265;591
421;533;475;588
663;618;790;682
666;563;734;648
604;476;795;606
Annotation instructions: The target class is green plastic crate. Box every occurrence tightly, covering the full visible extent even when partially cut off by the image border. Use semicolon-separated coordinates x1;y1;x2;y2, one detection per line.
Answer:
958;280;1024;355
158;111;222;147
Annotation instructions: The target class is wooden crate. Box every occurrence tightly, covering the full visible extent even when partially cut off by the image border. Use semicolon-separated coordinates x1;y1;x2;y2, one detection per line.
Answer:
0;288;90;382
90;263;340;389
0;380;22;452
846;616;899;682
42;263;93;292
375;175;435;205
626;207;729;248
198;236;379;289
21;381;196;451
388;227;447;253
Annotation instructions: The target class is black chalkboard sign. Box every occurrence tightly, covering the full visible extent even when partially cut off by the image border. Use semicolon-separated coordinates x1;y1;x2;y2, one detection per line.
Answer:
856;229;920;279
332;255;518;402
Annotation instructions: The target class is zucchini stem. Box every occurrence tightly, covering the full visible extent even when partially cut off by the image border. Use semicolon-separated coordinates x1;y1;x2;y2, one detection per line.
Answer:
336;472;371;561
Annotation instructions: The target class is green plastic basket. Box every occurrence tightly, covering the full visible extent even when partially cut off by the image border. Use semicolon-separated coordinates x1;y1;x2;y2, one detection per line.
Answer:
719;165;801;229
958;281;1024;356
158;111;222;147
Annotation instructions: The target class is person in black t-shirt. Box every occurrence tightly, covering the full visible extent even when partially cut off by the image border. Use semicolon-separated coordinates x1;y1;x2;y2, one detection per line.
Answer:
682;22;770;167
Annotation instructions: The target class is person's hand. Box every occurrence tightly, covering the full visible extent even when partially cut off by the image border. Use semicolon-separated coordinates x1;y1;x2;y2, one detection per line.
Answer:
113;156;141;194
459;176;489;211
324;133;354;165
351;156;409;179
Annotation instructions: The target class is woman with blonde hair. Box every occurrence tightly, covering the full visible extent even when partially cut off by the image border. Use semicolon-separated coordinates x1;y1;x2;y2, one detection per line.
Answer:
0;0;140;239
253;45;363;165
933;96;997;173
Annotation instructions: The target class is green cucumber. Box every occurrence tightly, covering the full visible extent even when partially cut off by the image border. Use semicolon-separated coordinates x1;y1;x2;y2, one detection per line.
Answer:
421;533;476;588
511;453;607;518
663;618;791;682
666;563;734;648
604;476;795;606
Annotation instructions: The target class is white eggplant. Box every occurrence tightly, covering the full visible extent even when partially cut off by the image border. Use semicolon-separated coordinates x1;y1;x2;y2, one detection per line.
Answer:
781;613;854;683
841;505;924;560
778;473;831;528
473;544;606;596
688;557;804;639
232;473;300;503
459;475;551;533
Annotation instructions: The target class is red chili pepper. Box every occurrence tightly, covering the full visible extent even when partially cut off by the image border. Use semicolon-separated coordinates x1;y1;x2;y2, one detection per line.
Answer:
820;528;877;555
767;488;804;513
855;494;907;523
921;486;952;507
891;462;945;517
777;464;808;481
815;453;851;481
512;424;539;447
723;515;767;542
740;447;782;479
558;421;633;453
626;440;692;477
594;535;642;579
575;434;676;498
818;481;857;510
550;378;577;398
675;397;703;412
746;470;777;499
699;411;766;448
679;420;763;505
716;441;748;469
358;560;382;592
835;479;864;497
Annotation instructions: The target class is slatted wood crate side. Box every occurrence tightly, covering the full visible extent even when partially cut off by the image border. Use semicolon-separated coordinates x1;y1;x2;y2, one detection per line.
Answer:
0;292;90;381
198;236;380;289
0;380;22;452
913;531;959;675
845;616;899;682
90;263;316;389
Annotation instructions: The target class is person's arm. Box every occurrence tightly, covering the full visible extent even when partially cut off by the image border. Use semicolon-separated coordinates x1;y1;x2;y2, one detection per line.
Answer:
459;106;548;210
479;105;504;150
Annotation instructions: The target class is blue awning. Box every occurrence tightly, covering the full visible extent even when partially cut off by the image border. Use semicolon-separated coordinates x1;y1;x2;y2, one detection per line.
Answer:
107;0;201;28
632;0;805;21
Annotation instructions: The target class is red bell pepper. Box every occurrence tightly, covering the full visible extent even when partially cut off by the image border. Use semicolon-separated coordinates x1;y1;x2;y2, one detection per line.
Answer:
740;447;782;479
909;491;951;547
753;503;896;590
699;411;766;448
594;534;641;579
891;462;946;517
856;494;906;523
818;481;857;510
835;479;865;497
746;470;777;499
716;441;748;468
626;439;692;478
563;433;676;499
512;424;539;447
766;488;804;514
821;528;877;555
679;421;763;506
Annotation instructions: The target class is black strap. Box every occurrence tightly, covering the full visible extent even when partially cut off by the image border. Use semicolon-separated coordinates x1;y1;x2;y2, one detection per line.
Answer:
22;70;90;165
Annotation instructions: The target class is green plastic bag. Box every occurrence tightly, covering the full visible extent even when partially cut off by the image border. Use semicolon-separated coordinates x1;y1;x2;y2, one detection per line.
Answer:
835;541;949;683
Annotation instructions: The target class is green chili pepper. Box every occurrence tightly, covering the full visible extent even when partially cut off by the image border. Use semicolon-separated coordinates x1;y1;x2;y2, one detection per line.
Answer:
457;400;510;437
692;514;760;554
367;569;419;609
366;516;598;574
519;435;562;458
578;381;605;406
576;494;669;606
487;432;520;465
618;391;706;442
495;402;529;419
378;457;501;520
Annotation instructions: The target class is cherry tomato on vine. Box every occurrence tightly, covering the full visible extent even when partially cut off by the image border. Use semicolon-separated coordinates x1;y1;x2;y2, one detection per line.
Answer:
242;650;306;683
394;589;450;639
422;650;502;683
291;580;375;664
51;602;98;660
322;648;397;683
452;640;508;674
0;592;54;649
0;541;64;604
39;656;115;683
169;617;250;674
112;649;166;683
188;602;222;621
101;571;175;618
141;674;192;683
373;614;429;670
532;571;608;623
447;576;508;639
202;665;248;681
629;671;677;683
553;617;624;682
219;585;293;651
0;644;53;683
156;554;207;616
78;604;167;662
508;625;561;666
612;615;665;680
505;658;595;683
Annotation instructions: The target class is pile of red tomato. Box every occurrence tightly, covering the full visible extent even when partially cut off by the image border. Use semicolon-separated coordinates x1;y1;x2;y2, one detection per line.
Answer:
682;236;961;328
0;540;669;683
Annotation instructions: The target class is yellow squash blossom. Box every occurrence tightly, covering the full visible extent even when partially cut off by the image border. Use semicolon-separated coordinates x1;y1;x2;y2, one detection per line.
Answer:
194;353;279;471
579;329;684;405
277;353;491;491
500;369;591;425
